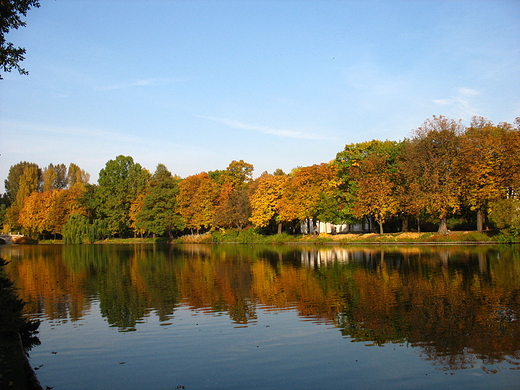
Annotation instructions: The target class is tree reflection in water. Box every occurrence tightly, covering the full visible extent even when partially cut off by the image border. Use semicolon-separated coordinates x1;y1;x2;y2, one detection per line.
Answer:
2;244;520;372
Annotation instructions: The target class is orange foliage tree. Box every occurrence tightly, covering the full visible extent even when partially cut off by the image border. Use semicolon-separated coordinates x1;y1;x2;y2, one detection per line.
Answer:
399;116;464;234
249;172;288;234
277;163;339;232
178;172;219;234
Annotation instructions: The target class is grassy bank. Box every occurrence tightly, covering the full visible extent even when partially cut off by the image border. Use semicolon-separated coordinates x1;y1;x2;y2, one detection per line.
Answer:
173;229;517;245
33;230;519;245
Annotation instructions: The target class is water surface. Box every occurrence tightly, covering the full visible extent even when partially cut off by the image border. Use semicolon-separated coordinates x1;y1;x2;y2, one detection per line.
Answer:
1;244;519;389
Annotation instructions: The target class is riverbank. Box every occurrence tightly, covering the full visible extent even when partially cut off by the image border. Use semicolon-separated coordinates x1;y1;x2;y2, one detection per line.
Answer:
0;259;43;390
33;230;519;245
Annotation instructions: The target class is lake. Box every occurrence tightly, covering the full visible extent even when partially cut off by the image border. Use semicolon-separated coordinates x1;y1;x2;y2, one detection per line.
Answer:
1;243;519;389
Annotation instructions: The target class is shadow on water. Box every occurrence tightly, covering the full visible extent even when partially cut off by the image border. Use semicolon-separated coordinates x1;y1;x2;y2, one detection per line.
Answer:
2;243;520;373
0;258;42;390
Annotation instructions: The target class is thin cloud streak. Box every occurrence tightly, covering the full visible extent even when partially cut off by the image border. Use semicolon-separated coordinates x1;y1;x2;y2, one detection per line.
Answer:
198;116;327;140
433;87;480;120
0;120;155;146
98;77;186;91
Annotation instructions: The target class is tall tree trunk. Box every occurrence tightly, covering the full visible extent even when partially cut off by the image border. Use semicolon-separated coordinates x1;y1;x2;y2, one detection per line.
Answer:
417;217;421;233
378;220;384;235
476;209;484;232
277;222;282;235
438;217;448;235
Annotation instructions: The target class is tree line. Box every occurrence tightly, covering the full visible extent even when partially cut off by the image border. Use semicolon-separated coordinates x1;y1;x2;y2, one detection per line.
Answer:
1;115;519;241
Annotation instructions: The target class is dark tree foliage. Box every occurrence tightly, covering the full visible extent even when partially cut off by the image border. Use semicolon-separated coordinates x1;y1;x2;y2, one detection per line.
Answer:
0;0;40;79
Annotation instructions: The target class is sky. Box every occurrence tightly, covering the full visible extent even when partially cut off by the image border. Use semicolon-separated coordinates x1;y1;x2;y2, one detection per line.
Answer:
1;0;519;190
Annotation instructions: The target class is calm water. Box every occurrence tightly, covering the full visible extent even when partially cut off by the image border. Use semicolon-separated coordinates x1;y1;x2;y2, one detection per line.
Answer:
1;243;519;390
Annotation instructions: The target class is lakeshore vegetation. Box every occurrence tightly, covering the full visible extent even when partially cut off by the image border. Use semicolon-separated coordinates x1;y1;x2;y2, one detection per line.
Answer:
1;115;520;243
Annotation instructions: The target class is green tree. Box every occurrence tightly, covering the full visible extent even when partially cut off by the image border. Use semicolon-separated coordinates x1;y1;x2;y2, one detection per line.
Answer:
62;213;109;244
67;162;90;187
488;198;520;237
0;0;40;79
4;161;40;203
95;155;150;237
134;164;185;238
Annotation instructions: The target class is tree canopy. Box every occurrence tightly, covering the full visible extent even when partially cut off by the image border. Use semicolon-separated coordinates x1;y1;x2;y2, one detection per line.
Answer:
0;0;40;79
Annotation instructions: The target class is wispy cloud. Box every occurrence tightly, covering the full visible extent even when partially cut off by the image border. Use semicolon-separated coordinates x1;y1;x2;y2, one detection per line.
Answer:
197;116;326;140
98;77;185;91
0;120;152;146
433;87;480;120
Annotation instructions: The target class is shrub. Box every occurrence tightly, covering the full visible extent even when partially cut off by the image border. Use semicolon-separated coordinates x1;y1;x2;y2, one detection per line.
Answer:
489;199;520;238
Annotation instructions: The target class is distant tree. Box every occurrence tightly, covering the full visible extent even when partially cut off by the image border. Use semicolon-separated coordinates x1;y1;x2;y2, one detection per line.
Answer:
488;198;520;237
42;163;67;192
0;194;8;230
352;153;399;234
17;190;46;236
212;160;254;230
18;185;87;238
456;117;509;231
5;164;41;231
62;214;109;244
222;160;254;186
133;164;185;238
0;0;40;79
500;118;520;198
178;172;219;234
398;116;464;234
213;182;252;230
95;155;150;237
67;163;90;187
277;163;338;232
4;161;40;203
334;140;399;227
249;173;288;233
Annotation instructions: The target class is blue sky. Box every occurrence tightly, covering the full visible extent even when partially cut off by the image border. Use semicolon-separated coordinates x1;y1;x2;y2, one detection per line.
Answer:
1;0;519;189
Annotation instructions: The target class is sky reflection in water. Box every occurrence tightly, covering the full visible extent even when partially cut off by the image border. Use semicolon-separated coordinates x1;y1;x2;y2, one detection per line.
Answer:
1;244;519;390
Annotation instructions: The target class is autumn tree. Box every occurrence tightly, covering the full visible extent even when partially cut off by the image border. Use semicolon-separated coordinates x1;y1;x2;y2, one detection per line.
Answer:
277;163;338;232
456;117;511;231
249;172;288;234
178;172;219;233
212;161;254;230
5;163;41;231
42;163;67;192
398;116;464;234
18;185;88;238
351;152;399;234
335;140;403;232
213;181;252;230
95;155;150;237
17;190;46;236
500;118;520;198
0;0;40;79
